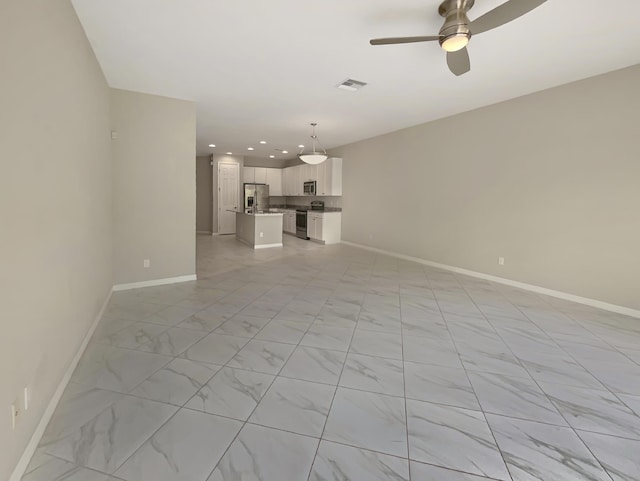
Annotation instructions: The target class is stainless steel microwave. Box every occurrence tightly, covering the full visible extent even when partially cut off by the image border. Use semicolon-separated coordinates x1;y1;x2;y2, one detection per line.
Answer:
303;181;316;196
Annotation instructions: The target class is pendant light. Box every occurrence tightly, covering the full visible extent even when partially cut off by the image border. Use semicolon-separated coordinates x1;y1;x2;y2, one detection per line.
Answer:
298;123;328;165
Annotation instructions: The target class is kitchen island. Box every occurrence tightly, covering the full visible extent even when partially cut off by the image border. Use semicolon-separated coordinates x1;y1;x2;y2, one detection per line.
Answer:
235;211;283;249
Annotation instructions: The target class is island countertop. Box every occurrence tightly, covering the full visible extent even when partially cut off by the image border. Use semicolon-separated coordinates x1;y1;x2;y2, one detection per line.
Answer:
228;210;283;217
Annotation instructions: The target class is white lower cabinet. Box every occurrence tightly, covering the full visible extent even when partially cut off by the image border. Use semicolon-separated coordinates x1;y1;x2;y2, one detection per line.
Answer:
307;212;341;244
283;211;296;234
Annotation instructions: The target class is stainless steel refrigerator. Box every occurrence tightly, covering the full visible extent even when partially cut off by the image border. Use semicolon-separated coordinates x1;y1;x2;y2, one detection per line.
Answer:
244;183;270;213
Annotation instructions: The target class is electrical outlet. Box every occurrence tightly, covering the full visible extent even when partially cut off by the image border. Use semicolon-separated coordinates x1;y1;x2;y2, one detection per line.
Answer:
498;256;505;266
143;259;150;268
259;232;264;238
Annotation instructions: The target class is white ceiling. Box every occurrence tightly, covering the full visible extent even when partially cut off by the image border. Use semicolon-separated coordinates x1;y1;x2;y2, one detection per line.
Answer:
71;0;640;158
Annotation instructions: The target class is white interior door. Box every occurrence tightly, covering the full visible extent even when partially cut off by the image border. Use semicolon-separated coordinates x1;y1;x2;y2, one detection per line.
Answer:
218;162;239;234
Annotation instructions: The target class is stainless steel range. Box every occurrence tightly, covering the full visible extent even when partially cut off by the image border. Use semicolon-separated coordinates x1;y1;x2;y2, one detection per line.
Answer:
296;201;324;239
295;209;308;239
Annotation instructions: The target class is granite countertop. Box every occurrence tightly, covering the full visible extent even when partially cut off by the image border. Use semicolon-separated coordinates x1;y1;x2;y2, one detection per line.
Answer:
245;212;283;216
229;210;283;216
269;205;342;213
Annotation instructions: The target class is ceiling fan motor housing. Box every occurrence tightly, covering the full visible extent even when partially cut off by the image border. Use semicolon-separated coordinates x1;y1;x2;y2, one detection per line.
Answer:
438;0;473;48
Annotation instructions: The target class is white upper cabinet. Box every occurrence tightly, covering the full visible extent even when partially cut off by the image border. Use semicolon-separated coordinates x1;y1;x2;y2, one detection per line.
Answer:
291;165;302;195
254;167;267;184
300;164;317;182
265;168;282;196
255;158;341;197
316;157;342;196
282;167;293;196
243;166;255;183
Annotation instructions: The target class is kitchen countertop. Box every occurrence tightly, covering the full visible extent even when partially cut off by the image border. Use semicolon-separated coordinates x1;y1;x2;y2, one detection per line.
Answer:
269;205;342;213
228;210;283;216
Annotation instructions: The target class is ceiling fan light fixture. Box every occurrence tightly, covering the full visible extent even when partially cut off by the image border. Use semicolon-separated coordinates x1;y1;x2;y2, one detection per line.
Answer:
440;33;469;52
298;123;328;165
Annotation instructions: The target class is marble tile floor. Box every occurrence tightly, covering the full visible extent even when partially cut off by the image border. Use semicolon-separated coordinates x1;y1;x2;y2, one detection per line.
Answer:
22;234;640;481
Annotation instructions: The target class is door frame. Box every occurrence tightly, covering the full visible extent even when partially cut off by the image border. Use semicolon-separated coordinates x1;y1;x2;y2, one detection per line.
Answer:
217;161;240;234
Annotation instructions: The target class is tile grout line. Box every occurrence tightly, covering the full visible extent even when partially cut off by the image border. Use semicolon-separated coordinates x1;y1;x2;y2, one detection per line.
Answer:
454;276;616;481
304;266;365;481
194;271;351;481
428;273;516;481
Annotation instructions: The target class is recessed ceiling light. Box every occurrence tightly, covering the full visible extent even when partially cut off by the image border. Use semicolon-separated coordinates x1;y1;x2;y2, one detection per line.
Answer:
259;141;267;144
298;144;305;149
282;150;288;154
208;144;216;148
247;147;254;151
269;155;275;159
226;152;233;155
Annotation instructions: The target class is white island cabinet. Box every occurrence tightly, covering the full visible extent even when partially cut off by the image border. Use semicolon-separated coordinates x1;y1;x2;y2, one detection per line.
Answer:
236;212;283;249
308;212;341;244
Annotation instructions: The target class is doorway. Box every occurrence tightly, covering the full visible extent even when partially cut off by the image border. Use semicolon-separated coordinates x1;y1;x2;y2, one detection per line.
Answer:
217;162;239;234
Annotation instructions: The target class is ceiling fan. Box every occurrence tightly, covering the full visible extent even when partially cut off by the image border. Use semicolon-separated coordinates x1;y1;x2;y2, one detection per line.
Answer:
369;0;548;76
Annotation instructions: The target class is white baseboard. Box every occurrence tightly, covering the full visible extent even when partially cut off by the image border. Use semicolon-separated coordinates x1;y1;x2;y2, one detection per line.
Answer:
9;291;113;481
341;241;640;319
235;236;282;250
196;230;212;235
112;274;197;292
254;243;283;249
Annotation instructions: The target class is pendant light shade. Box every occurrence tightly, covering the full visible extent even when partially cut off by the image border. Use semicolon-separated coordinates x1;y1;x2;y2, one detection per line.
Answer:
298;123;328;164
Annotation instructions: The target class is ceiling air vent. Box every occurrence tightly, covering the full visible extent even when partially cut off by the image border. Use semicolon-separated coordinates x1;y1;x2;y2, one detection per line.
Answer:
337;78;367;92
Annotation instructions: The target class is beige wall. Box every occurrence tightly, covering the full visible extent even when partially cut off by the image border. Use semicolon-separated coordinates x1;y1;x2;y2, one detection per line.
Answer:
332;65;640;311
0;0;113;478
196;155;213;232
111;89;196;284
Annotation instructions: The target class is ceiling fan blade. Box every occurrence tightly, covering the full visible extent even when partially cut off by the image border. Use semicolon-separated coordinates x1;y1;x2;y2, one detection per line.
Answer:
470;0;548;35
370;35;440;46
447;48;470;76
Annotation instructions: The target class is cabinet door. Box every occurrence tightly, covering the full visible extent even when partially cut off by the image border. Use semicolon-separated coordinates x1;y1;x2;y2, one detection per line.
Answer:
284;212;293;233
283;168;292;196
307;215;313;238
327;158;342;195
307;213;314;238
292;166;301;195
289;212;296;233
308;213;321;240
266;168;282;196
301;164;317;182
316;215;324;240
254;167;267;184
316;162;327;196
318;158;342;196
243;167;255;183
